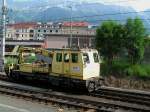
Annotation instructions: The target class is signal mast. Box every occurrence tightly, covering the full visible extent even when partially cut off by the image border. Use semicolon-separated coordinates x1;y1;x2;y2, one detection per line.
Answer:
0;0;7;71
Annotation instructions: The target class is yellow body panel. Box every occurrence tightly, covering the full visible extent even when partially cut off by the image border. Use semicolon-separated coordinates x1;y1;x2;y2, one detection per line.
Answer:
63;51;70;76
52;50;83;80
32;64;49;73
70;51;83;79
52;51;63;74
20;64;33;73
20;63;49;74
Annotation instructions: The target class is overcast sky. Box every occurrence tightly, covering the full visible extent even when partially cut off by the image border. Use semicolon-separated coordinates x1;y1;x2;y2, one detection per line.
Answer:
13;0;150;11
80;0;150;11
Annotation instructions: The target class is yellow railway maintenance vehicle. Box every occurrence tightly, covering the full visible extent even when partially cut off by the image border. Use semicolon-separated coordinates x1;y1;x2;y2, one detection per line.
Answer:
5;47;103;92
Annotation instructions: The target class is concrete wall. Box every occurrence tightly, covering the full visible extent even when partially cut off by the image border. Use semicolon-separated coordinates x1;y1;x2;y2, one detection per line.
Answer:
45;37;68;48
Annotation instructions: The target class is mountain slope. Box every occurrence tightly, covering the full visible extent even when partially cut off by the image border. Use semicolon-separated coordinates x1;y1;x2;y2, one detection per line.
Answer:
0;0;149;30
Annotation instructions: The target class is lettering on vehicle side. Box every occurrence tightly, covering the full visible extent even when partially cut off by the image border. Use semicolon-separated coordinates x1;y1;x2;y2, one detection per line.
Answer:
72;66;80;72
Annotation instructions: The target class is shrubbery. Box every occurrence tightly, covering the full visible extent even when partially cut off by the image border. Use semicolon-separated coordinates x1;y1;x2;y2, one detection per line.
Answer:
126;64;150;78
101;61;150;78
96;18;150;79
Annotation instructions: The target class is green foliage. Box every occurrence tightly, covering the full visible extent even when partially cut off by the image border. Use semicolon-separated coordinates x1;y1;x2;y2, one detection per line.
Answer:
96;20;125;64
125;18;146;64
96;18;147;65
101;61;150;78
126;64;150;78
101;59;129;76
145;38;150;46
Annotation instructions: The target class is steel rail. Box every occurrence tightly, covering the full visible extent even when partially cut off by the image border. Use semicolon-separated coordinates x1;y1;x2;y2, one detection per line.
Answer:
92;87;150;106
0;80;149;112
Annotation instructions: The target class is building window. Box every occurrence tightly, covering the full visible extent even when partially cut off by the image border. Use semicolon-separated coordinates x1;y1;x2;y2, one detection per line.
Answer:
56;53;62;62
44;30;46;33
71;53;78;63
38;30;40;32
30;30;34;33
30;34;33;37
22;34;23;37
55;30;58;33
50;30;52;32
16;30;19;32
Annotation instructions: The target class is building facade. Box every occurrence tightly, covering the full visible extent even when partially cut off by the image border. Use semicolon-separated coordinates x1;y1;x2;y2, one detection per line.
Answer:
6;22;37;40
43;22;95;48
6;21;96;48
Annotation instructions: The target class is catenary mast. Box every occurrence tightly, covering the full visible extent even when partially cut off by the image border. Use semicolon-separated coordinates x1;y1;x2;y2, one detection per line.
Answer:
0;0;7;71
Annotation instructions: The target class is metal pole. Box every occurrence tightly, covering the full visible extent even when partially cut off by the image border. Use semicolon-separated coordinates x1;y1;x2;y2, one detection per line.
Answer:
0;0;7;72
68;5;72;48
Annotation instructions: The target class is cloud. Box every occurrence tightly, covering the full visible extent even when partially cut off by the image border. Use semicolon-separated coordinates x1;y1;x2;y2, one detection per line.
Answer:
13;0;33;2
87;0;150;11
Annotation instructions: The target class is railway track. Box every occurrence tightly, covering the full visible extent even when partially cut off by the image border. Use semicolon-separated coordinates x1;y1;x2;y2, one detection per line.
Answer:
92;87;150;106
0;74;150;111
0;80;149;112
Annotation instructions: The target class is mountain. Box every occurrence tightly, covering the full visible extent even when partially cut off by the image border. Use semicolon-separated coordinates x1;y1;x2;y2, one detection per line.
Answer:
0;0;150;31
32;3;139;24
7;2;138;22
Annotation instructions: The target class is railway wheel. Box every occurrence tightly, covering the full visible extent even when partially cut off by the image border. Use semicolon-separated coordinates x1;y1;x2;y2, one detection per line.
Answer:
87;81;95;93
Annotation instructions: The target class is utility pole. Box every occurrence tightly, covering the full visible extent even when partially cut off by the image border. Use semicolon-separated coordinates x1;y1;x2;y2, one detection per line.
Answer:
0;0;7;72
68;5;72;47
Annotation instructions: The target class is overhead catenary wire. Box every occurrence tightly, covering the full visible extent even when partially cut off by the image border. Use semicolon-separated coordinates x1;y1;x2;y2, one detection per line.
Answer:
3;0;150;30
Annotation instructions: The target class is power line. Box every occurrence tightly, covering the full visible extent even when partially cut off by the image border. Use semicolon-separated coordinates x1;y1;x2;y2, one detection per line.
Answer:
6;0;138;11
48;10;150;21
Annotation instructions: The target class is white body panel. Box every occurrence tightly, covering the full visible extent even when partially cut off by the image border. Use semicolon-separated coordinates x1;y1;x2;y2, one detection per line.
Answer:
82;50;100;80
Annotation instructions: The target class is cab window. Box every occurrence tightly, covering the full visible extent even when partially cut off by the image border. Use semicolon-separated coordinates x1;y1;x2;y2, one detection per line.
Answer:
83;53;90;63
56;53;62;62
71;53;78;63
64;53;69;62
93;53;99;63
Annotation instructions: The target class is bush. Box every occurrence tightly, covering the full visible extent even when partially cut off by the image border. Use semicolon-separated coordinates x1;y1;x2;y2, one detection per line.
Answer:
143;65;150;76
126;64;150;78
101;59;129;76
101;59;150;78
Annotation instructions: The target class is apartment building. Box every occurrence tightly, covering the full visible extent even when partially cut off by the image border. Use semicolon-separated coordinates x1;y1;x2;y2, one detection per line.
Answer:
44;22;95;48
6;21;96;48
6;22;37;40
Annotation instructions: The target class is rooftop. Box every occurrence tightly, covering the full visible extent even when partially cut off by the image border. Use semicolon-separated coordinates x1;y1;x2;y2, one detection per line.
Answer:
7;22;37;29
62;21;89;27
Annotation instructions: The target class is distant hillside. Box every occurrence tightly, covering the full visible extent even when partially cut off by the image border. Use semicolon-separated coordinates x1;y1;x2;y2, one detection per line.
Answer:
7;3;138;22
0;0;149;32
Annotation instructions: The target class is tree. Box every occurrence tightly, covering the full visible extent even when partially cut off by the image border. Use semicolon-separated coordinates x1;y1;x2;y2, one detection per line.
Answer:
96;20;125;64
125;18;146;64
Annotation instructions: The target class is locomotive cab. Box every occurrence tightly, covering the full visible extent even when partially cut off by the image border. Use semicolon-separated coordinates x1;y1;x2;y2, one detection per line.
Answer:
52;48;101;92
82;49;101;92
82;49;100;80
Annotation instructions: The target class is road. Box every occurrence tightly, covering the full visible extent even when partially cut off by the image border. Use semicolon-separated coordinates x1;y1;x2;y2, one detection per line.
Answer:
0;94;77;112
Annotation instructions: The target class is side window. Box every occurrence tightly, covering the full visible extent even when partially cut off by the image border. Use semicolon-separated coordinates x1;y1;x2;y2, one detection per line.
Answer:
64;53;69;62
83;53;90;63
56;53;62;62
71;53;78;63
93;53;99;63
